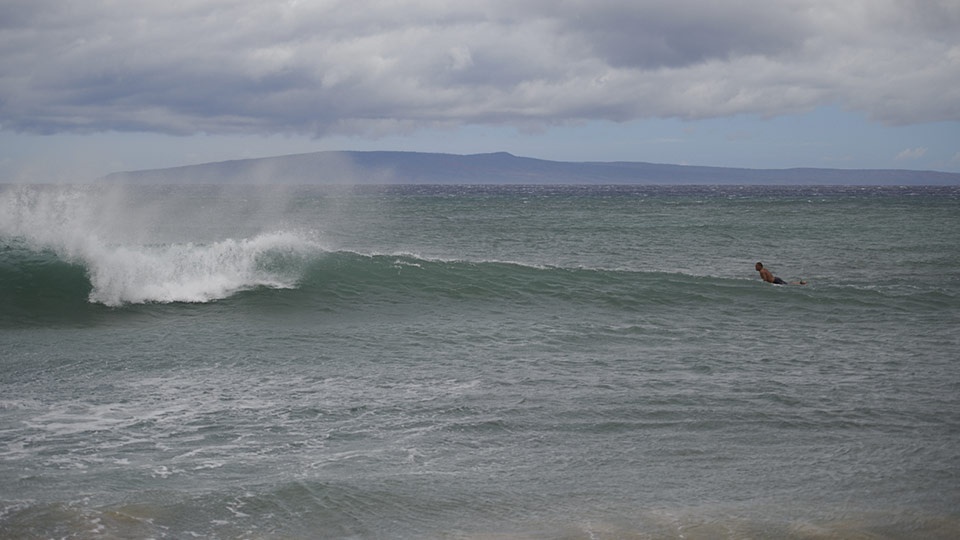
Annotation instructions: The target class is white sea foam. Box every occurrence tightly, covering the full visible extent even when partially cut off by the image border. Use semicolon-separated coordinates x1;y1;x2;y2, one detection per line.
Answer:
82;232;317;306
0;185;324;305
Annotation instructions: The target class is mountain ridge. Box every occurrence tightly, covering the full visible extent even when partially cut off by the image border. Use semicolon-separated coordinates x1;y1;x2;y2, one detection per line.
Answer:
101;150;960;185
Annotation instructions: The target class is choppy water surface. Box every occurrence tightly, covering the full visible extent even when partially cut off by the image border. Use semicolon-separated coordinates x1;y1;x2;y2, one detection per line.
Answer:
2;184;959;538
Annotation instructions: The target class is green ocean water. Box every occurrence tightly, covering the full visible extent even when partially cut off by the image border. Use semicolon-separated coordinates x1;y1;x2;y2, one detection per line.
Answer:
1;184;959;539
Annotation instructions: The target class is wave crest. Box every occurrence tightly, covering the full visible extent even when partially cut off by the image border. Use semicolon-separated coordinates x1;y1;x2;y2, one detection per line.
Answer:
84;232;319;306
0;185;323;306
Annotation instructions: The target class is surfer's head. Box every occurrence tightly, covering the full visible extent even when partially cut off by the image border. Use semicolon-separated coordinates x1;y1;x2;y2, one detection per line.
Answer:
755;262;763;270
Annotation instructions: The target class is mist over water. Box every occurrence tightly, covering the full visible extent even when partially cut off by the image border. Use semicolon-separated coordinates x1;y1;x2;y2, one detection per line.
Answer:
0;185;330;306
2;184;959;538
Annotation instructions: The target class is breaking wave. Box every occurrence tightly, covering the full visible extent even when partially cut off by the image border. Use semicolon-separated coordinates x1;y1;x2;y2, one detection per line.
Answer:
0;185;322;309
1;232;321;307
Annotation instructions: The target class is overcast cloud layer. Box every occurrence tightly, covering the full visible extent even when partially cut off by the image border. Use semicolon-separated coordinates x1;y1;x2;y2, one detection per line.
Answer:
2;0;958;138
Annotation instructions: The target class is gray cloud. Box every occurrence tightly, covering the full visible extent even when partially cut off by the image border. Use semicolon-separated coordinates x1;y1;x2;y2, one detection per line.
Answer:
0;0;957;137
540;0;810;69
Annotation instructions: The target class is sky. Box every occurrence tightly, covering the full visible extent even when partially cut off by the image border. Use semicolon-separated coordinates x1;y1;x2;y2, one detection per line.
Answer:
1;0;959;182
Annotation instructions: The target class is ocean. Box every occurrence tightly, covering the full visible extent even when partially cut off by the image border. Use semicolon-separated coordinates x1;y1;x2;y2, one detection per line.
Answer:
1;183;959;539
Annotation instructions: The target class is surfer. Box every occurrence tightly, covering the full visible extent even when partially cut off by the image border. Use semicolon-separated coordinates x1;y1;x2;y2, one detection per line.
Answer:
755;262;806;285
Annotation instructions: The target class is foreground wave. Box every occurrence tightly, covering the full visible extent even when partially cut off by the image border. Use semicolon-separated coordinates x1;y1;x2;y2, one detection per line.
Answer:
1;232;318;307
0;184;323;311
0;238;716;302
4;237;953;328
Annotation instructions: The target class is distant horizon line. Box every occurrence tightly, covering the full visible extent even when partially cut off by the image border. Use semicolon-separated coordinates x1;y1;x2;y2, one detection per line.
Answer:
3;149;957;185
110;149;959;176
